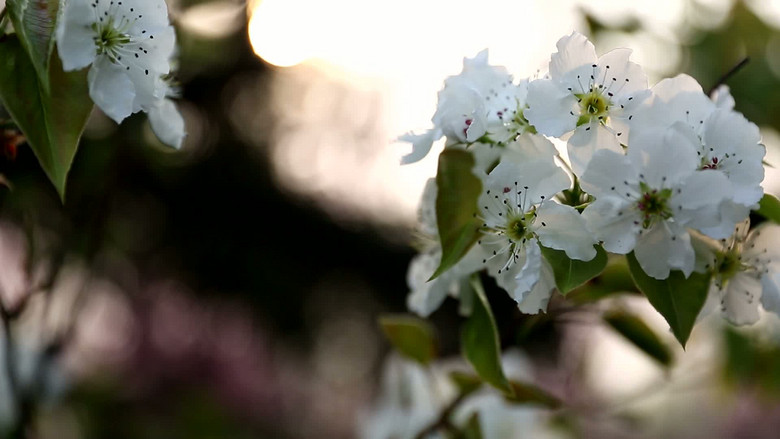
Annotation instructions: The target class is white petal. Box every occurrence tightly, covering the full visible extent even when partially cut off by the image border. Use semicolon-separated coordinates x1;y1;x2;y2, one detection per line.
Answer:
567;121;623;176
721;274;762;326
484;159;569;212
674;170;732;211
399;129;442;164
549;32;598;80
628;123;699;188
149;99;186;149
517;255;556;314
595;48;648;97
501;133;558;164
711;84;735;110
760;272;780;315
580;149;638;197
634;222;694;279
406;252;451;317
535;202;597;261
697;201;750;240
55;2;97;71
88;58;136;124
581;197;640;254
524;79;578;137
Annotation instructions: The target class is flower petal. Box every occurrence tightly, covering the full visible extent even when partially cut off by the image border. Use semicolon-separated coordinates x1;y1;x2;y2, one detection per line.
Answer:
399;129;442;164
88;58;136;123
149;98;186;149
567;121;623;176
634;221;694;279
581;197;640;254
549;32;598;81
525;79;578;137
534;202;597;261
721;274;762;326
55;2;97;71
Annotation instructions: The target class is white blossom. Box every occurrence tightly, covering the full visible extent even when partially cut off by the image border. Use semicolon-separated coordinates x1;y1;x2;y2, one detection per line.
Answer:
401;50;533;164
697;220;780;325
56;0;176;123
525;31;650;175
148;78;186;149
580;123;733;279
474;143;596;313
628;74;765;238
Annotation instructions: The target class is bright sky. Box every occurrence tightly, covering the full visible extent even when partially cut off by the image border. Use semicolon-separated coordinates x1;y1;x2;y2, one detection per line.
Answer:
243;0;779;228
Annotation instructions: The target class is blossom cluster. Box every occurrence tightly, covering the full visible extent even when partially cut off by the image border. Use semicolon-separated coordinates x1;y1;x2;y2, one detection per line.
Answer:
403;32;780;326
56;0;185;148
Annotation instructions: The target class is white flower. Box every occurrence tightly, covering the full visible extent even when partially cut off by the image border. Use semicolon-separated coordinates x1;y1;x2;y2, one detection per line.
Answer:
56;0;176;123
628;74;765;238
524;31;650;175
580;123;733;279
148;79;186;149
474;146;596;313
358;355;451;439
697;220;780;325
401;50;533;164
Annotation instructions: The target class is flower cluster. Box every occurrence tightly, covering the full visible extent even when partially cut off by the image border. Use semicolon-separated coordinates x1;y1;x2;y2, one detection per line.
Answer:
56;0;185;148
403;32;780;324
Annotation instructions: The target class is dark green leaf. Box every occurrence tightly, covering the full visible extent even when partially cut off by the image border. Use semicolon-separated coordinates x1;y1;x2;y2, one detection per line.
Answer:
566;255;639;304
6;0;59;90
604;310;672;367
461;275;513;396
430;149;482;280
626;253;710;348
505;380;562;408
0;36;93;200
379;314;437;365
540;245;608;295
756;194;780;225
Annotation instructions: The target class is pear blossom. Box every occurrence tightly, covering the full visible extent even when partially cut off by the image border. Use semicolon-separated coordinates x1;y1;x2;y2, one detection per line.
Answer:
401;50;534;164
474;142;596;313
695;220;780;325
525;31;650;175
580;123;733;279
56;0;176;123
628;74;765;238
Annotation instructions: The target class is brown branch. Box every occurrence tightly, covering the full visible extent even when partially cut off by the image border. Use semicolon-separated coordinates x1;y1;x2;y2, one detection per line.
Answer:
707;57;750;96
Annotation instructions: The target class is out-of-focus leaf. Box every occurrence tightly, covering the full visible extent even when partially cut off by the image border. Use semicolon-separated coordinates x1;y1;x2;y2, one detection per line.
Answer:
462;275;513;396
0;36;93;200
626;253;710;348
449;371;483;397
756;194;780;225
604;310;673;367
566;255;639;303
505;380;561;408
379;314;437;365
6;0;59;90
540;245;608;295
430;149;481;280
454;413;483;439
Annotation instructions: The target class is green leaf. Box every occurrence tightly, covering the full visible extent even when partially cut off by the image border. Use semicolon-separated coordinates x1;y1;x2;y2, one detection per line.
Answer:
454;413;483;439
505;380;562;408
756;194;780;224
0;36;93;200
626;253;711;348
6;0;60;91
540;245;608;295
461;275;513;396
379;314;437;365
566;255;639;304
604;310;672;367
430;149;482;280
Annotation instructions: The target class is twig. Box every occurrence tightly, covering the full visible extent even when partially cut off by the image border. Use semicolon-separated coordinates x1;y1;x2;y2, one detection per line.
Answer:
707;57;749;96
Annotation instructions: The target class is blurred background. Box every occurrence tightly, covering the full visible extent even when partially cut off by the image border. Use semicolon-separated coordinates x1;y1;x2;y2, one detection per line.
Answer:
2;0;780;437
